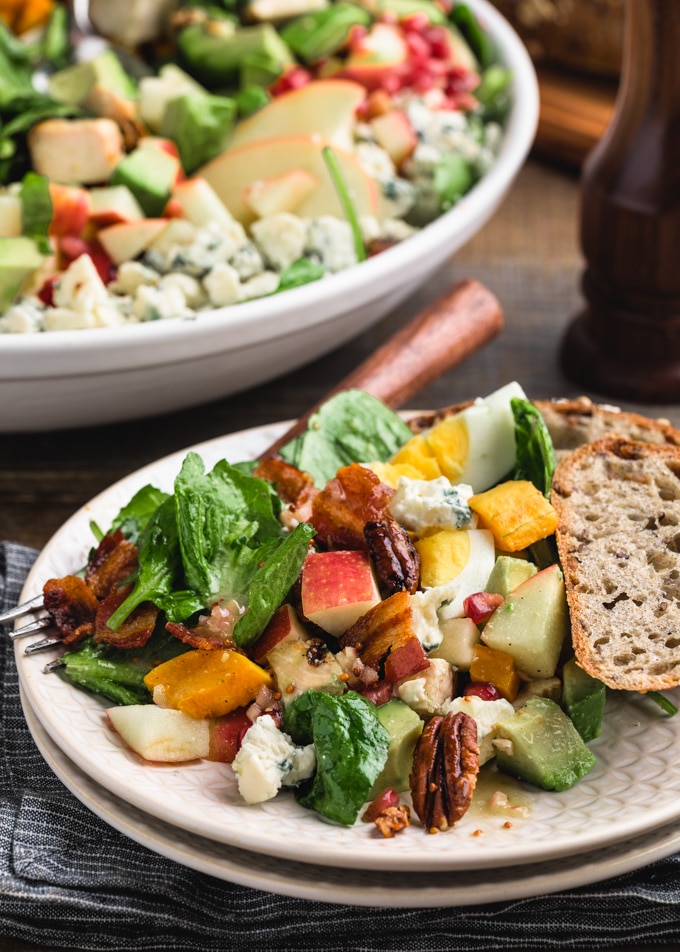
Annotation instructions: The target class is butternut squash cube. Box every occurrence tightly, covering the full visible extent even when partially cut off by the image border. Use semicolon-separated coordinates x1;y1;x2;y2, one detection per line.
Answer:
470;643;520;702
144;648;272;720
469;480;558;552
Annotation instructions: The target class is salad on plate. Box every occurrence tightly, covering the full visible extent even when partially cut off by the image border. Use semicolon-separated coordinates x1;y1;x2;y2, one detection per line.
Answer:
0;0;512;331
27;381;651;838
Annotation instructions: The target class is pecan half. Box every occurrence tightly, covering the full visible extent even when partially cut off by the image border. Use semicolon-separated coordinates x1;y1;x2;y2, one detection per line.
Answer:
410;711;479;832
364;517;420;595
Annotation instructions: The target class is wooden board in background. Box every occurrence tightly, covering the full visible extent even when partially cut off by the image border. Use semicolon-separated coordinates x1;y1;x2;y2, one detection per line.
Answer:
532;66;618;167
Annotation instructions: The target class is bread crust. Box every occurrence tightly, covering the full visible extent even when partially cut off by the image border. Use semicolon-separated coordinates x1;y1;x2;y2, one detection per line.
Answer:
551;436;680;692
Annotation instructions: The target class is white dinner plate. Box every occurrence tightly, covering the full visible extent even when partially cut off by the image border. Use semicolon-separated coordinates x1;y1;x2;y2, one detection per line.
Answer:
21;690;680;908
15;421;680;873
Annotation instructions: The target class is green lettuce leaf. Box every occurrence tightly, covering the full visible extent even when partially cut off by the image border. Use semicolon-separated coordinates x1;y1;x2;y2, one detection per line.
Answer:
511;397;557;497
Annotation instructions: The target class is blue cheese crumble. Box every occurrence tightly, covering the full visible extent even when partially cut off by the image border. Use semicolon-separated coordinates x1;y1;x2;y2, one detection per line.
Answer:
388;477;474;536
231;713;316;805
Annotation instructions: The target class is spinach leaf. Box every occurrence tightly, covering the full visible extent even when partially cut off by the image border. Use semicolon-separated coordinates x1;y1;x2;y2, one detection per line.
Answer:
233;521;315;647
174;453;284;600
322;145;366;262
58;630;189;705
276;257;325;293
109;483;170;545
449;3;496;69
283;690;389;825
19;172;52;252
279;389;413;487
107;496;202;630
511;397;557;497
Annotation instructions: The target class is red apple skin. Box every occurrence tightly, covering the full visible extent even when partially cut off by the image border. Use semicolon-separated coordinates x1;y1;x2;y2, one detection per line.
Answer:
207;708;253;763
250;603;308;665
48;184;91;238
301;550;381;635
58;236;116;284
384;637;429;683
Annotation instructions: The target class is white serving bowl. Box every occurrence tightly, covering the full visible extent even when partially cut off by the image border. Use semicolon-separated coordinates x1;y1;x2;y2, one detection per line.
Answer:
0;0;538;432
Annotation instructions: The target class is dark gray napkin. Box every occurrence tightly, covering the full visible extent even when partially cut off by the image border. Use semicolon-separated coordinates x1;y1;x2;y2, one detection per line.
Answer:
2;540;680;952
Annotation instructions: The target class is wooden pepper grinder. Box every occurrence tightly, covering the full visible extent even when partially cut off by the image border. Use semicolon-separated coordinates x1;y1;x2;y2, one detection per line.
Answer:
560;0;680;401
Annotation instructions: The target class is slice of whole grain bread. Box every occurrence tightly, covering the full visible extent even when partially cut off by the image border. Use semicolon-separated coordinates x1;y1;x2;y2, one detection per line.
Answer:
551;436;680;692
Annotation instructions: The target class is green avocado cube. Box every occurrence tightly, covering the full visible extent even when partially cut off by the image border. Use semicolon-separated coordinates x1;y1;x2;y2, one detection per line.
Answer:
371;698;424;795
48;50;137;105
0;237;44;311
161;93;237;175
494;696;596;791
485;555;537;597
109;147;180;217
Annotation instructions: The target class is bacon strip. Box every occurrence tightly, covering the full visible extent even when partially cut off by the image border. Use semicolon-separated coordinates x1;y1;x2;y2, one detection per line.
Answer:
42;576;99;646
311;463;394;550
94;582;159;649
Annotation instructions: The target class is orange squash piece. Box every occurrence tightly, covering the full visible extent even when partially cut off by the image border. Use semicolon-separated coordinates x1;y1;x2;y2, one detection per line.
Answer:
469;480;558;552
469;643;520;702
144;648;272;720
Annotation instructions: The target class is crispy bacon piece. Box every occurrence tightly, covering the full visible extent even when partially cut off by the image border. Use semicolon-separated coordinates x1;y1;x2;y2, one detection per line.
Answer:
311;463;394;550
42;576;99;645
166;600;241;650
340;590;429;682
253;458;319;525
85;529;138;599
94;583;159;649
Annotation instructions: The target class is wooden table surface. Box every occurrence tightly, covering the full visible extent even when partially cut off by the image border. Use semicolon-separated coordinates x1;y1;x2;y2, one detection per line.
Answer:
2;157;679;952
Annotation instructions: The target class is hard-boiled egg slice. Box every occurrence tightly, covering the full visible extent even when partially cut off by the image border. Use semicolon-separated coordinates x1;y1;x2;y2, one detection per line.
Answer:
390;381;527;493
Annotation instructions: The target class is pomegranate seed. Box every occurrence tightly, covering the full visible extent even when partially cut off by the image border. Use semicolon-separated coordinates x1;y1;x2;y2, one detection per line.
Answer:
463;591;504;624
424;27;450;59
363;787;400;822
405;32;430;61
464;682;503;702
269;67;311;97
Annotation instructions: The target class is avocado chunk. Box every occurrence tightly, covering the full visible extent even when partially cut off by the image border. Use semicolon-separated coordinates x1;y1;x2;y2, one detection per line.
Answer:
562;656;606;742
494;696;596;791
48;50;137;105
485;555;537;597
109;147;180;217
177;21;294;87
161;93;237;174
370;698;423;795
0;237;44;311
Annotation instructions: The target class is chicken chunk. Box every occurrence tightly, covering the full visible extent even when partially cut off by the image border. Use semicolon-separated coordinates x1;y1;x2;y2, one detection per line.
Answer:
28;118;124;185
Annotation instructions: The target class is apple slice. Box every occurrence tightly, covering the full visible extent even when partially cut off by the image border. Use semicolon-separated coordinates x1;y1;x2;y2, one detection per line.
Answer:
370;109;417;166
0;194;22;237
170;177;234;226
88;185;145;227
229;79;365;153
301;549;381;636
97;218;168;265
251;603;308;665
243;168;319;218
198;134;378;224
48;183;91;238
328;22;409;90
481;564;568;679
107;705;210;762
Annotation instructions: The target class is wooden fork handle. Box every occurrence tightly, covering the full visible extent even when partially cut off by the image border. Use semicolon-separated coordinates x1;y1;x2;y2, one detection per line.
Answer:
262;277;503;457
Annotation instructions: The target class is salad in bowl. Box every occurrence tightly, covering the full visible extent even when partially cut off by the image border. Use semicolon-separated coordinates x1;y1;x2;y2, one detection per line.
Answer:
1;0;513;332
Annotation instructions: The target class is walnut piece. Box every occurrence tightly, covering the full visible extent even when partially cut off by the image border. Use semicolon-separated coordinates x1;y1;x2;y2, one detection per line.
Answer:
409;710;480;832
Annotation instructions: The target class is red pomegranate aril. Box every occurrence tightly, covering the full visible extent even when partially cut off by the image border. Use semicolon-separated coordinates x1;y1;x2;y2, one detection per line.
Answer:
464;682;503;702
363;787;400;821
37;275;58;306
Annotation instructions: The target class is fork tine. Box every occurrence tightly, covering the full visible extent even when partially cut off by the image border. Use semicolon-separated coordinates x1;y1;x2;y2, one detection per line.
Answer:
9;616;54;640
0;593;45;625
24;637;60;655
